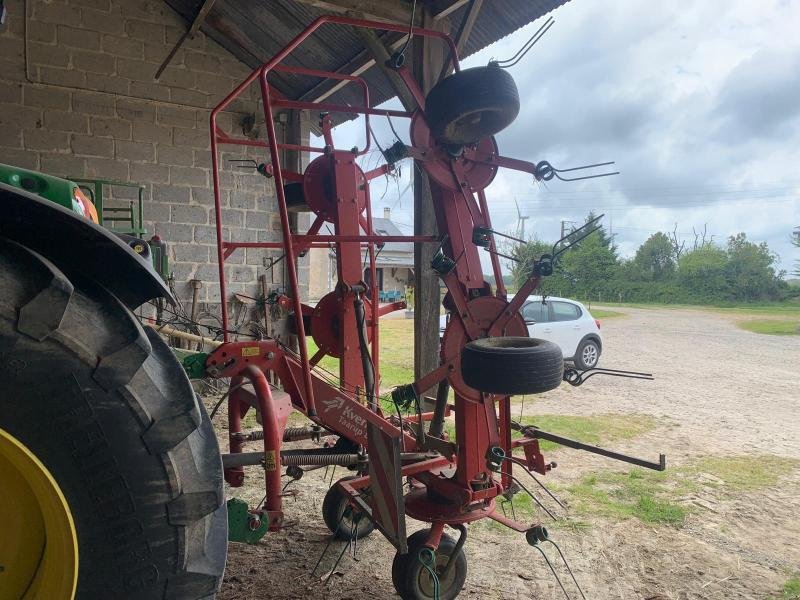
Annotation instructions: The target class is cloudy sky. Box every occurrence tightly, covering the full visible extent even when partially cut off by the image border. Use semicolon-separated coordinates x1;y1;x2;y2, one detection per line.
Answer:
316;0;800;275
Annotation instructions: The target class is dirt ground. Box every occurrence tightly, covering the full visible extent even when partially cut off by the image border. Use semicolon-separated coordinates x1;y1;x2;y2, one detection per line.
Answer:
214;307;800;599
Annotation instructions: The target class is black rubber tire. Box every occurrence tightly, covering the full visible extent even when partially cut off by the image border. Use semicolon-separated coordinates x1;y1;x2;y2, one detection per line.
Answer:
391;530;467;600
461;336;564;395
321;476;375;540
0;238;227;599
573;338;601;370
425;66;520;146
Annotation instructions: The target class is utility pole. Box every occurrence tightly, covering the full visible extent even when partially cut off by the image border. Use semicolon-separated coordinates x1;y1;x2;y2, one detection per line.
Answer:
560;220;575;239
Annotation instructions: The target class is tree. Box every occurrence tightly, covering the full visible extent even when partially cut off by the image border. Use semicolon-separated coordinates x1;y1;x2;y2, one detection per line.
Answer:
677;245;731;301
509;238;550;289
632;232;676;281
792;227;800;277
725;233;783;301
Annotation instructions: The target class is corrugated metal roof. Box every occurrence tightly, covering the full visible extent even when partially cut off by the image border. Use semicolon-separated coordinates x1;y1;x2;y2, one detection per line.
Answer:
163;0;569;108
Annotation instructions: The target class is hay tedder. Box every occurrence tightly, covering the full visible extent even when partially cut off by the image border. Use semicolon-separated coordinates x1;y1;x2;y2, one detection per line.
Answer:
0;15;663;600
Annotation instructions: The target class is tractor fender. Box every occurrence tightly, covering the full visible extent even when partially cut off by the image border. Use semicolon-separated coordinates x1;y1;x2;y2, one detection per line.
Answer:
0;182;173;309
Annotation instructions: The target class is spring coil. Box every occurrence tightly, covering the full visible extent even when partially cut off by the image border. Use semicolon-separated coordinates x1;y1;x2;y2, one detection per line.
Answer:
280;453;361;467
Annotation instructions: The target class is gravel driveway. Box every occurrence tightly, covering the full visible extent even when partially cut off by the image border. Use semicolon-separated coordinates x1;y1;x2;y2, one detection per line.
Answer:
218;306;800;600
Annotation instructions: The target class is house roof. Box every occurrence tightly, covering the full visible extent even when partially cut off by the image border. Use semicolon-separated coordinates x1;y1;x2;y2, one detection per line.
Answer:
163;0;569;110
370;217;413;254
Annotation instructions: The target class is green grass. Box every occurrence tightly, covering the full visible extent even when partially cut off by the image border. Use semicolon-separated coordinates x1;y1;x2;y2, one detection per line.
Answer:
565;469;687;526
737;319;800;336
599;300;800;318
686;455;798;490
590;309;626;319
776;573;800;599
514;413;658;452
564;454;799;528
305;319;415;392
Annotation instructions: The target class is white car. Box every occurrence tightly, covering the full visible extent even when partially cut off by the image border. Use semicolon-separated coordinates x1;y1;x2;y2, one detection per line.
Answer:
440;295;603;370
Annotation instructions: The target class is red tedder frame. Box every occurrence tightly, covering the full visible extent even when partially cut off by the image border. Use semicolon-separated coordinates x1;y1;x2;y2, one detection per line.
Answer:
207;15;556;549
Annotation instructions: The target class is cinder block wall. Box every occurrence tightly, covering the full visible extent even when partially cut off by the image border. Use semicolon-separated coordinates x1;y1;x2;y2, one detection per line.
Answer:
0;0;310;312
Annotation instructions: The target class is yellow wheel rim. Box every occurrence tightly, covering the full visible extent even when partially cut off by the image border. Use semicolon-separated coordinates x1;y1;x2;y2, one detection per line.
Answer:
0;428;78;599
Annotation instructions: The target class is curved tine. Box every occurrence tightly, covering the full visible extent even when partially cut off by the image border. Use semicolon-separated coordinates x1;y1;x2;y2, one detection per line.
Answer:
545;539;587;600
495;16;554;66
555;170;620;182
554;161;616;173
510;474;558;521
505;455;566;509
532;543;572;600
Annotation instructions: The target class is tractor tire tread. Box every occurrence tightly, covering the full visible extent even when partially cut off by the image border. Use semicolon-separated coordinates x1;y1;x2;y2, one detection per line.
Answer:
0;236;226;599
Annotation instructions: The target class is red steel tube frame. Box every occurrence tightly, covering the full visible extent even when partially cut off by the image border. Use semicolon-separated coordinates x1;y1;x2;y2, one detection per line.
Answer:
210;15;459;418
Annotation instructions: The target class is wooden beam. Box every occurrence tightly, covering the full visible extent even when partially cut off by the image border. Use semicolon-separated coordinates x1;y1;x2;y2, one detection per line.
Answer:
436;0;481;83
298;0;470;104
299;35;407;104
432;0;470;21
290;0;413;25
354;28;418;111
413;8;447;404
155;0;217;80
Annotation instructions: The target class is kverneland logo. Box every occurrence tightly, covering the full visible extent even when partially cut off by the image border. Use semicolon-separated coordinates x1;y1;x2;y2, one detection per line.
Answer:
321;397;345;412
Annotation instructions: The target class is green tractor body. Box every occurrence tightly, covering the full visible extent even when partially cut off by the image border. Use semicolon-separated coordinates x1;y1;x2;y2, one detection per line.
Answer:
0;162;170;281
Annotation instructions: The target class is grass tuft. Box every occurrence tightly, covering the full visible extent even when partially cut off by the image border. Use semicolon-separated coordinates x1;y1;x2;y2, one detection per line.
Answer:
737;319;800;336
564;454;798;528
686;455;799;490
590;309;626;319
515;413;658;452
779;573;800;599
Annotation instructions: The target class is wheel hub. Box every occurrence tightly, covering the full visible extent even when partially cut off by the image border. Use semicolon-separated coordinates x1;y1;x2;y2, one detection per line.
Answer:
0;428;78;599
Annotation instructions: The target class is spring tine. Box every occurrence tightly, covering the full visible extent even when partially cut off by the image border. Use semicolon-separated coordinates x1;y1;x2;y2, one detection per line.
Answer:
494;16;555;67
532;544;572;600
511;474;557;521
510;497;517;521
554;161;616;173
324;540;352;585
555;170;620;182
505;455;567;510
545;539;587;600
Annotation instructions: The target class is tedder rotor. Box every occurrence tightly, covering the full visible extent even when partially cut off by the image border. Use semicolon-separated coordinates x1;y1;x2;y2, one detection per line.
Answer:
202;15;664;600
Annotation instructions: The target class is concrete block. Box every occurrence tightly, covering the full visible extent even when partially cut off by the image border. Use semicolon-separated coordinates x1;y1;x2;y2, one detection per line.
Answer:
173;127;209;149
37;66;87;88
152;183;189;204
101;35;143;59
190;187;215;205
26;42;69;68
71;133;114;157
116;97;156;122
24;86;70;110
40;153;87;177
173;243;210;263
125;19;164;42
170;166;208;187
130;162;169;184
129;80;170;101
0;81;23;104
131;121;171;144
85;156;129;180
34;2;82;27
86;73;130;95
72;91;116;116
0;125;22;149
246;210;268;229
156;105;196;128
171;204;208;224
157;145;193;167
24;129;69;152
193;225;217;244
115;139;154;162
0;148;39;170
58;25;101;50
116;58;157;81
169;87;209;108
90;116;132;139
157;67;195;90
82;8;125;35
43;110;89;133
152;222;193;243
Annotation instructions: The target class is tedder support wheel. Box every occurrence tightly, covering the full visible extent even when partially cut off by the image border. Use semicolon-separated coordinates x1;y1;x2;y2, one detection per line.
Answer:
424;65;520;146
391;530;467;600
0;238;227;599
322;476;375;540
461;337;564;395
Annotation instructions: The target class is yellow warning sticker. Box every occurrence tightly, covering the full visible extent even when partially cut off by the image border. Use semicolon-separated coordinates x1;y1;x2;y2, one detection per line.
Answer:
264;450;277;471
241;346;260;357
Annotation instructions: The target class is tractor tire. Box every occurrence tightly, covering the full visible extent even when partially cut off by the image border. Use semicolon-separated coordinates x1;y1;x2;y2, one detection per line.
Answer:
0;238;227;599
391;530;467;600
461;337;564;395
322;475;375;540
424;65;520;146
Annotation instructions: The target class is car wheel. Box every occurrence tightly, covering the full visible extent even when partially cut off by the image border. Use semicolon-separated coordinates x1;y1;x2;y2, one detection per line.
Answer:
574;339;600;370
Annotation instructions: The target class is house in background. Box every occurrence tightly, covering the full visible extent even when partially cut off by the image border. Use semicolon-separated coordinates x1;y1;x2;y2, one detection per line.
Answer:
308;208;413;302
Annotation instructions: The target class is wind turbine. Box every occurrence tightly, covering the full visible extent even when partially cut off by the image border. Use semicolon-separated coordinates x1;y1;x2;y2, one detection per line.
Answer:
514;197;529;241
